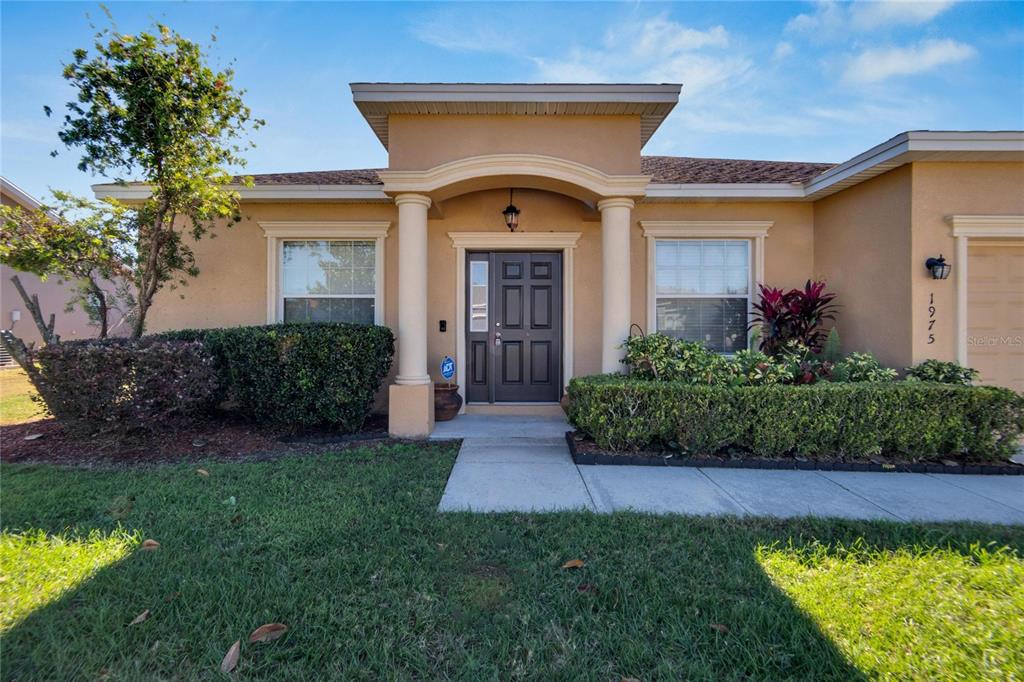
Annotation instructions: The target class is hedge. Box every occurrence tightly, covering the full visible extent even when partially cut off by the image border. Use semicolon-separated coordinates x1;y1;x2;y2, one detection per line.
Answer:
160;323;394;431
32;338;220;436
567;375;1024;461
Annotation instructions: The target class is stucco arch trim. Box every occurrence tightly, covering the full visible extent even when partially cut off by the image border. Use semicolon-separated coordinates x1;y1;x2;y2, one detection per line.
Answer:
377;154;650;203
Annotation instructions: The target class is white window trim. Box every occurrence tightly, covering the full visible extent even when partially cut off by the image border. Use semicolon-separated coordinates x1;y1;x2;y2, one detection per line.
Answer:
640;221;772;347
946;215;1024;365
448;231;581;412
259;221;390;325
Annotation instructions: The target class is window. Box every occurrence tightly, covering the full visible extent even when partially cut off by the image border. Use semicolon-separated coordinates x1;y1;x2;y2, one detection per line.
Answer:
281;240;376;324
469;261;488;332
654;240;749;352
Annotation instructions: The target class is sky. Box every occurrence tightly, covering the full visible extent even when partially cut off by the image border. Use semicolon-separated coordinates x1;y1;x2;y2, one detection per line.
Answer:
2;0;1022;202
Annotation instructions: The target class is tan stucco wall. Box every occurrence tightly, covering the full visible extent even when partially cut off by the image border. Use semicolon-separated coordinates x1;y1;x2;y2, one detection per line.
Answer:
1;187;106;346
909;162;1024;363
387;115;642;174
811;161;1024;371
149;191;815;394
812;165;914;368
142;202;400;334
633;201;816;330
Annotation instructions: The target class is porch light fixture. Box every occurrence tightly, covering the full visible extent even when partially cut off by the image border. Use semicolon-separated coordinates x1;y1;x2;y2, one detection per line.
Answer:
925;254;951;280
501;188;520;232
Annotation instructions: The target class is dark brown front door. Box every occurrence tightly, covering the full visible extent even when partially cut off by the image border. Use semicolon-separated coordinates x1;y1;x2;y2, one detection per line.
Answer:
467;251;562;403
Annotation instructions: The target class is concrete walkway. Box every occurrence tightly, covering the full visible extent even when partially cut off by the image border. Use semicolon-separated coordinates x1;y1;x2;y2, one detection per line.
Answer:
434;415;1024;525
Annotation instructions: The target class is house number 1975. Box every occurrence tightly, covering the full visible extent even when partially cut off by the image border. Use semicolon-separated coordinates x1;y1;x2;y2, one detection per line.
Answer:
927;292;936;344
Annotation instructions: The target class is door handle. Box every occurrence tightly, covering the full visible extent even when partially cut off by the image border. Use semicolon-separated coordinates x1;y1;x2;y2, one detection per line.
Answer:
494;331;502;346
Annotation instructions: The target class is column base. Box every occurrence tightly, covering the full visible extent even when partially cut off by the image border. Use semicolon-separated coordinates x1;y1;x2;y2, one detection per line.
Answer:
388;382;435;438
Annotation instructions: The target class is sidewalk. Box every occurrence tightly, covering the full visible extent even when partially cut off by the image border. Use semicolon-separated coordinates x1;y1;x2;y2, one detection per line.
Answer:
434;415;1024;525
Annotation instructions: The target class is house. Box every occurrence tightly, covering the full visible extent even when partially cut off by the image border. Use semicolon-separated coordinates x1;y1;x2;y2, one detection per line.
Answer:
92;83;1024;437
1;177;121;364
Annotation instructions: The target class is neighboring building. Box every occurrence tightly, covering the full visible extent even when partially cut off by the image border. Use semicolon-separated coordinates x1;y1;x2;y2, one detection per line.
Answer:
92;83;1024;436
1;177;121;363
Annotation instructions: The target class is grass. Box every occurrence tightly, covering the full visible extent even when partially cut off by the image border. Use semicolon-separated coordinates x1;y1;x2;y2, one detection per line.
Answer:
0;367;41;425
1;443;1022;680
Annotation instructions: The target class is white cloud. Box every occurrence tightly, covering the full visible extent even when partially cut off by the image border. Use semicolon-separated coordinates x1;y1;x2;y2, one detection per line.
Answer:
529;14;746;96
851;0;958;29
773;41;795;61
787;0;958;36
843;38;976;83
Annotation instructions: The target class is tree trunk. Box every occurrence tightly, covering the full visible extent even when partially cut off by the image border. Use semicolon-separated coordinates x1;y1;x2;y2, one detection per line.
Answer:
87;277;110;338
9;274;58;345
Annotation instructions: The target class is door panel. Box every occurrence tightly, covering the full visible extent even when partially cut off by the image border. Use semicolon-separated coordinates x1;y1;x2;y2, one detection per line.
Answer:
466;251;562;403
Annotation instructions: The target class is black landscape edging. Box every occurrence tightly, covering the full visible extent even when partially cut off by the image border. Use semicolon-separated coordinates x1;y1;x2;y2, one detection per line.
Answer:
564;431;1024;475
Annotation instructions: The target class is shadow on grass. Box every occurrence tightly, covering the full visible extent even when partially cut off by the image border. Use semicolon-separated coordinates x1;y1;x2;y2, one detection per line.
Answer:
2;454;1021;680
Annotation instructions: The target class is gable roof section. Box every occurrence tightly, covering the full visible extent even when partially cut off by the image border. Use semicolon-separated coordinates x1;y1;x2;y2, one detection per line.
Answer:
92;131;1023;202
238;156;833;187
0;176;43;210
350;83;682;149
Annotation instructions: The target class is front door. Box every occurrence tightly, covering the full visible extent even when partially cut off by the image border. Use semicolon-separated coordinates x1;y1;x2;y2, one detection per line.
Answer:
466;251;563;403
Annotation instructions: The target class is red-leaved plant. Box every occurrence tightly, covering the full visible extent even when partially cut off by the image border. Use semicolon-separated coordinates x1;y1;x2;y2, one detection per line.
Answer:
749;280;838;356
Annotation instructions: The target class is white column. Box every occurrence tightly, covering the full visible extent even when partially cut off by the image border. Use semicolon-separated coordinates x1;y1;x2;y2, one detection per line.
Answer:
598;197;634;373
395;193;432;385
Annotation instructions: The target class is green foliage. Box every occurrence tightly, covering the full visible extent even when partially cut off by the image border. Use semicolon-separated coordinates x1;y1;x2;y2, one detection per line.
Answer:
32;339;220;436
0;191;133;342
831;352;899;383
53;19;263;337
567;375;1024;459
620;333;726;383
727;349;791;386
821;327;842;364
906;359;980;385
160;323;394;431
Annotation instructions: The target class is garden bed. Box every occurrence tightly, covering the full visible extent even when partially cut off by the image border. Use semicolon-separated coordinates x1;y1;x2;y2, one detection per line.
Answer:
0;414;400;467
566;431;1024;475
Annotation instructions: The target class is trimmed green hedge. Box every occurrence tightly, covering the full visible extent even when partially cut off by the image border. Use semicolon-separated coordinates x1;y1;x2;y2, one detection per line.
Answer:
567;375;1024;461
160;323;394;431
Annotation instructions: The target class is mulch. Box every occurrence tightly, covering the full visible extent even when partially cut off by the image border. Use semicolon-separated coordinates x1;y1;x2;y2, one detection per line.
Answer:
567;432;1024;476
0;414;438;467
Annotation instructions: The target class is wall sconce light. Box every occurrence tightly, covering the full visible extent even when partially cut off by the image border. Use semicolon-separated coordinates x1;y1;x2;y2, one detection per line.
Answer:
925;254;951;280
501;188;520;232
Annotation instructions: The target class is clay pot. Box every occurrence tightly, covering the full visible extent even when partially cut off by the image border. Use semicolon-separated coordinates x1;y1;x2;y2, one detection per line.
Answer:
434;383;463;422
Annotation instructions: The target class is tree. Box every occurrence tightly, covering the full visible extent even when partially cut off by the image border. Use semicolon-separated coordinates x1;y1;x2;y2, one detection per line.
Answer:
0;192;132;372
51;21;262;337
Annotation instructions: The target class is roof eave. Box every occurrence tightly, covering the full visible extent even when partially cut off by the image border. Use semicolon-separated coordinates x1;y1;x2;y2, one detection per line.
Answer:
350;82;682;150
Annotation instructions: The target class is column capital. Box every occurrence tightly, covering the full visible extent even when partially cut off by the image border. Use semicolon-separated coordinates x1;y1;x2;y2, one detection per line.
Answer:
394;193;432;208
597;197;635;212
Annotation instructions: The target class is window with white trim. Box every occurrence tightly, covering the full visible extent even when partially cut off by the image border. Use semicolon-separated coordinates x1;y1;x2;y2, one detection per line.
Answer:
654;239;750;352
281;240;376;324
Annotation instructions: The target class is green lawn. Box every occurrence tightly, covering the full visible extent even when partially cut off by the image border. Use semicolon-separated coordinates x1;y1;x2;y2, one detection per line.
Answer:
1;444;1022;680
0;367;41;425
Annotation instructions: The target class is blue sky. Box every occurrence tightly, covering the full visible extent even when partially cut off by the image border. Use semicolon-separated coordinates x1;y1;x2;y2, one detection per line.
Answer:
2;1;1022;202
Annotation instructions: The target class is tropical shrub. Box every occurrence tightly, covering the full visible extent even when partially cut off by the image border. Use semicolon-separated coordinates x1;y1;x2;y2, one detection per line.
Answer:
32;339;219;436
750;280;838;355
621;332;728;384
567;375;1024;460
727;349;791;386
820;327;842;364
160;323;394;431
831;352;898;383
906;359;980;386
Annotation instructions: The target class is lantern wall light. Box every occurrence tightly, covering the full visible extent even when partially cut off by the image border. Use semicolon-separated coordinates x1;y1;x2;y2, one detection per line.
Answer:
925;254;951;280
501;188;520;232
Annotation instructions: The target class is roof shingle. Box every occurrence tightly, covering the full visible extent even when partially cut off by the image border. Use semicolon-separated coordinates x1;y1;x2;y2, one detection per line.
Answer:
239;156;835;187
